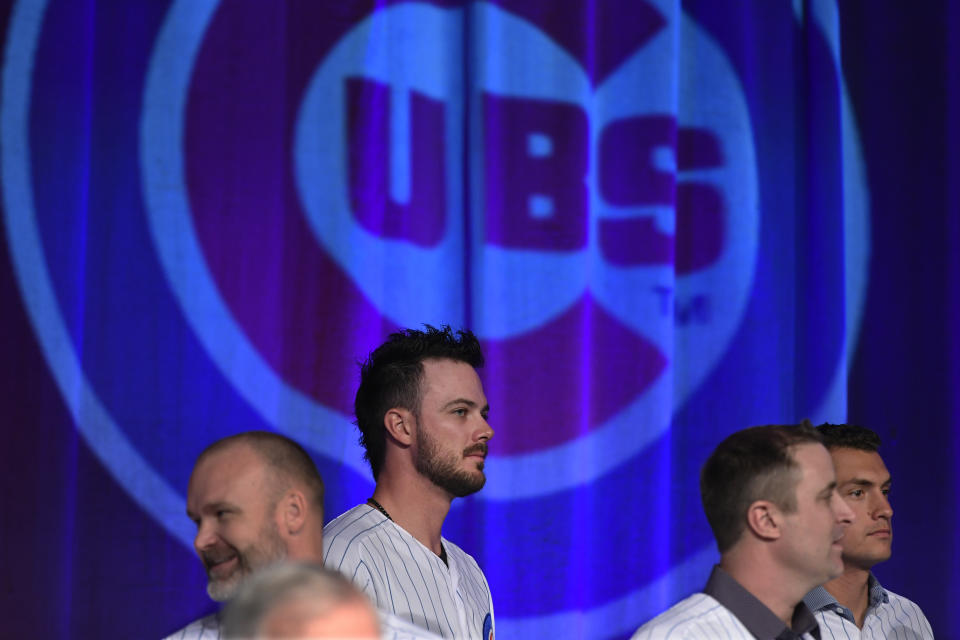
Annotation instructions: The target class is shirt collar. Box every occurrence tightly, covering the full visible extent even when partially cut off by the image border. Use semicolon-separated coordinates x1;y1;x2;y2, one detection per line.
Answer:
704;566;821;640
802;585;838;613
866;573;890;607
803;573;890;622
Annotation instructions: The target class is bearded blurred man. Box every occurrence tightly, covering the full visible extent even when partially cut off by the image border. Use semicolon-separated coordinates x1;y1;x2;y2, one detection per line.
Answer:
162;431;440;640
162;431;326;639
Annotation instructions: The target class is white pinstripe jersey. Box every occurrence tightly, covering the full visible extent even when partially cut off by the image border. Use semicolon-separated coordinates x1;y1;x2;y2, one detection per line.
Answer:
379;610;448;640
630;593;820;640
160;608;444;640
805;581;934;640
162;613;220;640
323;504;495;640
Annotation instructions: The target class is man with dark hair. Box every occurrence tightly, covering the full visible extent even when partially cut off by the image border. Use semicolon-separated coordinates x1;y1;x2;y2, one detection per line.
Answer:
222;562;380;639
163;431;441;640
803;424;933;638
633;423;855;639
324;326;495;640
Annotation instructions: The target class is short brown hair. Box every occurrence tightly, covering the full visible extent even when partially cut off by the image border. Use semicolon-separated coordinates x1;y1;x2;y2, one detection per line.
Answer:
700;422;823;553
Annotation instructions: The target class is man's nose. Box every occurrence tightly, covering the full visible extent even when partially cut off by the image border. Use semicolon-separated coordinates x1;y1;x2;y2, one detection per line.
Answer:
872;492;893;520
194;520;217;554
476;416;494;443
834;489;855;525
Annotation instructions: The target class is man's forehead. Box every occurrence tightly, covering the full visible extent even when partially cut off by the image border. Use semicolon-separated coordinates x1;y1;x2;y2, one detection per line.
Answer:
792;441;831;464
421;358;485;395
830;447;890;482
188;443;267;499
193;441;256;474
792;442;836;486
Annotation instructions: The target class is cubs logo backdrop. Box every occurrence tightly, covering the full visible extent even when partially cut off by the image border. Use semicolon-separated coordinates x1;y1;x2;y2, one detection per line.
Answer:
2;1;957;638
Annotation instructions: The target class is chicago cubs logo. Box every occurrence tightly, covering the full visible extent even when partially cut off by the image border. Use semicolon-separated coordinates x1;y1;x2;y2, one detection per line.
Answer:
2;0;869;637
144;0;759;498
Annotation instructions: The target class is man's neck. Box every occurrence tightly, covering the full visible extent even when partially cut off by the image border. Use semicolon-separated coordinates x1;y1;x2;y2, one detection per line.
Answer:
285;532;324;565
720;551;807;627
822;566;872;628
371;471;452;557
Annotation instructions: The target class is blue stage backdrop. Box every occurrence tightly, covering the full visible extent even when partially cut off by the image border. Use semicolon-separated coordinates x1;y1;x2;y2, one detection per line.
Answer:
1;1;958;638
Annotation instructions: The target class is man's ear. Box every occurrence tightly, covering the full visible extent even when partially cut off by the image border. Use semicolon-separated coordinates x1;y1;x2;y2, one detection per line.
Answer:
278;488;308;536
384;408;414;446
745;500;782;541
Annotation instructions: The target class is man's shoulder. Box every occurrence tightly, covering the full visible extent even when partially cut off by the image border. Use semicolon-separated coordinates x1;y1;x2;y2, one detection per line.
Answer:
323;504;397;567
630;593;746;640
440;537;482;571
876;587;934;634
883;587;928;611
160;612;220;640
324;505;390;546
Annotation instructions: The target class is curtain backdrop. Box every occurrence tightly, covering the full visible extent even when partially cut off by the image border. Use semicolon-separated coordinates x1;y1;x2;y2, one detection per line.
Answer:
1;1;957;638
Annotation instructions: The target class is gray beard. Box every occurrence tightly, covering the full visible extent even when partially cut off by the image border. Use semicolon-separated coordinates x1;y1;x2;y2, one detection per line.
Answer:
206;519;287;601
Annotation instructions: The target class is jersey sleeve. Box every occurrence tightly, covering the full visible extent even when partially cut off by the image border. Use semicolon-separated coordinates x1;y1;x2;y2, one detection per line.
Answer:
325;536;383;607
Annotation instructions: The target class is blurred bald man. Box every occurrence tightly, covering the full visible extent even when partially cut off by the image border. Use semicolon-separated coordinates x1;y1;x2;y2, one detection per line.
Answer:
221;562;380;639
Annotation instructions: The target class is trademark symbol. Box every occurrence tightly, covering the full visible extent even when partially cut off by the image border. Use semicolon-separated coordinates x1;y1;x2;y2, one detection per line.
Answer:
652;286;711;324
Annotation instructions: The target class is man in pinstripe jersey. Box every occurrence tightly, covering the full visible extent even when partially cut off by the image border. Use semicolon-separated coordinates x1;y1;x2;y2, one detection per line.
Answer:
633;423;855;639
162;431;443;640
324;326;496;640
803;424;934;639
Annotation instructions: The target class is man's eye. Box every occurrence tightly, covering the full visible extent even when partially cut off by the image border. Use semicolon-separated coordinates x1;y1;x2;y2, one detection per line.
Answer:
216;510;230;519
453;408;467;416
881;488;891;497
849;489;864;498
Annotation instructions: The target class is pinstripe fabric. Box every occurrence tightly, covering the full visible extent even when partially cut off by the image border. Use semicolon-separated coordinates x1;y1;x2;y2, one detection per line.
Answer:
161;612;221;640
631;594;822;640
805;581;934;640
380;610;446;640
324;505;494;640
159;605;442;640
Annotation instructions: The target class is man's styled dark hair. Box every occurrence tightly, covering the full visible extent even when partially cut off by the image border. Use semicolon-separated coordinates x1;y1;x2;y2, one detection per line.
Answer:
700;422;823;553
196;431;325;512
815;423;881;452
354;325;484;478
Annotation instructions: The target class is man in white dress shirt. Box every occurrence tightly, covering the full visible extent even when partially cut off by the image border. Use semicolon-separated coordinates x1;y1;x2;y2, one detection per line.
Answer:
632;422;855;639
803;424;934;639
324;326;495;640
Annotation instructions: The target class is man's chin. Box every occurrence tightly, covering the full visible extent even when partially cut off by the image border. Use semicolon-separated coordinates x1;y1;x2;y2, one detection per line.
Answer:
824;548;846;581
207;575;241;602
842;548;892;570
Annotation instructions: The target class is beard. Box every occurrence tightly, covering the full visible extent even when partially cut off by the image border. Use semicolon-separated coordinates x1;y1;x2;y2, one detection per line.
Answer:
414;425;487;498
203;518;287;602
